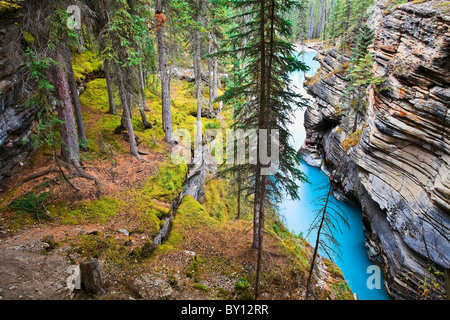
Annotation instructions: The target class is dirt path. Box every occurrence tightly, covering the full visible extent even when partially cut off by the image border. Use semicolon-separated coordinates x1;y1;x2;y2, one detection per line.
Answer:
0;226;74;300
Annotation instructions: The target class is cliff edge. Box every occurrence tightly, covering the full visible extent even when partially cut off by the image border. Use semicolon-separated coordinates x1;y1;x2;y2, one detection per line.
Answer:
301;0;449;299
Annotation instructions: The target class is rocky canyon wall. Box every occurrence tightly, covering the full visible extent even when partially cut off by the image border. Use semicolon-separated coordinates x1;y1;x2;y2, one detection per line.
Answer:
301;0;449;299
0;6;35;188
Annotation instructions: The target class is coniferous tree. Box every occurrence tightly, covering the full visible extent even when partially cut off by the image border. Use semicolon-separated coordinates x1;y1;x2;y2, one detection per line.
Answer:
305;181;349;299
103;0;149;160
155;0;175;144
345;24;383;132
219;0;309;297
17;0;97;185
194;0;203;155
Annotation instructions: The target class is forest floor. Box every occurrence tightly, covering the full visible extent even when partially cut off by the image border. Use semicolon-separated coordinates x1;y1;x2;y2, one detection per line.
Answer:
0;105;166;300
0;56;352;300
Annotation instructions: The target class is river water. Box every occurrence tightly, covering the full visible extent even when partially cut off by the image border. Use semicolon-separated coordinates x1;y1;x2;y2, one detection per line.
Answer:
279;48;390;300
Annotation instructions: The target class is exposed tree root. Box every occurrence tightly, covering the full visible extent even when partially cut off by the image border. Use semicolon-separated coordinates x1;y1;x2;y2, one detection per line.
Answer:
17;153;100;191
18;168;61;186
137;150;149;155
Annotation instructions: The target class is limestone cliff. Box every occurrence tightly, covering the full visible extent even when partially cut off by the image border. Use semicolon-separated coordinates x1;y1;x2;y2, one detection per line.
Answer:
0;6;35;188
301;0;449;299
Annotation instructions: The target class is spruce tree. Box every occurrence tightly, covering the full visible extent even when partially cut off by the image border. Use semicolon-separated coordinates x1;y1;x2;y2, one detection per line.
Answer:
345;24;383;132
155;0;175;145
219;0;309;297
103;0;149;160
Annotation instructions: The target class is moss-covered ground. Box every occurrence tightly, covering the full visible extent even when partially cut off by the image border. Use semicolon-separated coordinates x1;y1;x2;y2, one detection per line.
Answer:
0;49;352;301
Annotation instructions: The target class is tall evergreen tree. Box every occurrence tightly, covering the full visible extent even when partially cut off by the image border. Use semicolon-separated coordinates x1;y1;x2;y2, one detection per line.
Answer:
155;0;175;145
103;0;149;160
219;0;309;297
18;0;97;183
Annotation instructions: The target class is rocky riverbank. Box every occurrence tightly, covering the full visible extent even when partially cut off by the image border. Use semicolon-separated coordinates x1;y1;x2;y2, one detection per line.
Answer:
300;0;449;300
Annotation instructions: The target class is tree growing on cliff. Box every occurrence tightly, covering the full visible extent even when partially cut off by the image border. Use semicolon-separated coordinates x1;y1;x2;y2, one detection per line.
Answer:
305;181;348;299
345;24;383;132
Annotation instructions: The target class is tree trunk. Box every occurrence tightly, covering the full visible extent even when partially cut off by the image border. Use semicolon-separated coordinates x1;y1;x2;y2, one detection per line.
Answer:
322;0;327;42
53;49;80;165
117;66;140;158
236;171;242;219
211;32;218;101
64;45;88;151
138;59;152;129
208;35;213;107
104;59;117;115
305;185;332;299
77;28;85;54
255;0;275;298
155;0;174;144
252;172;261;249
255;175;267;299
194;0;202;154
80;260;105;296
253;0;267;252
353;110;359;133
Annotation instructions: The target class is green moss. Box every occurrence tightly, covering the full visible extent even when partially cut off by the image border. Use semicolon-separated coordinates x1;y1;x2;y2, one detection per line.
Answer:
203;179;237;221
342;125;367;152
0;1;20;13
434;1;450;13
60;196;125;225
124;189;171;237
234;277;255;300
79;78;114;112
41;235;60;254
193;283;210;292
72;51;103;83
91;114;128;155
156;195;216;254
72;233;133;267
186;255;203;282
331;282;354;300
234;278;250;291
324;259;345;280
143;163;188;203
171;82;197;115
23;30;35;45
3;210;36;231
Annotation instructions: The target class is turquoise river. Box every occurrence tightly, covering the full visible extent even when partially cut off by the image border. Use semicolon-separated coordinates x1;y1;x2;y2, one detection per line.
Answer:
279;49;390;300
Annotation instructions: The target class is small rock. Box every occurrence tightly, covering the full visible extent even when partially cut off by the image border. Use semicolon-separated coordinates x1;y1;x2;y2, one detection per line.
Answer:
0;80;12;92
8;285;16;290
161;286;173;300
118;229;129;236
155;279;173;299
184;250;196;257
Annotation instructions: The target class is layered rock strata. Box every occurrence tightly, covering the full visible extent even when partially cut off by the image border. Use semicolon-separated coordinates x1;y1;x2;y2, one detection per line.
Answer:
0;6;35;187
301;0;449;299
